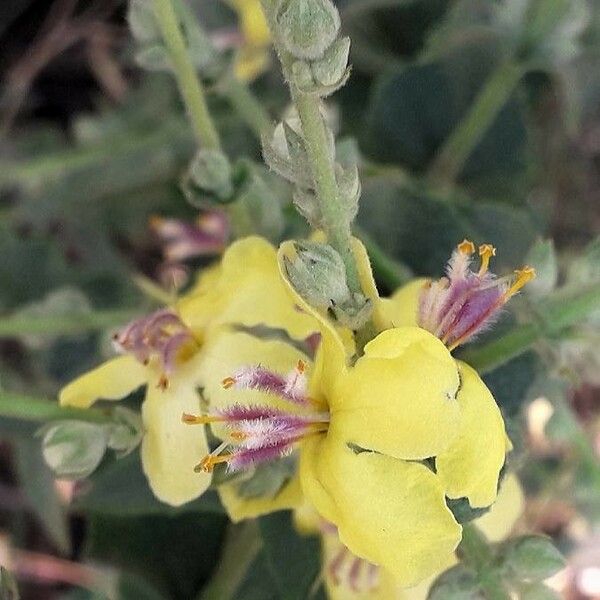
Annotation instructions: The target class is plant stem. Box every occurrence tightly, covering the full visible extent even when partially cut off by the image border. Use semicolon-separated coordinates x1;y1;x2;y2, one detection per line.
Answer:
0;309;137;337
199;521;262;600
259;0;361;294
0;392;112;424
459;282;600;374
220;75;272;140
152;0;221;149
428;60;523;187
460;525;510;600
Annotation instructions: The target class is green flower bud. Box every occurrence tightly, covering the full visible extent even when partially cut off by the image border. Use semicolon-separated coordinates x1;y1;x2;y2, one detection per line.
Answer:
41;421;108;480
291;60;316;89
502;535;565;582
285;241;353;310
275;0;340;60
428;565;483;600
284;241;372;328
107;406;143;458
311;37;351;87
128;0;159;42
189;149;234;201
292;187;321;228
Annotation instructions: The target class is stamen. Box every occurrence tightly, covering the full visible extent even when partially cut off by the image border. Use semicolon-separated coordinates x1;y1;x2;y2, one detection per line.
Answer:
507;266;536;297
478;244;496;276
457;239;476;255
195;441;230;473
181;412;225;425
222;377;236;389
157;375;169;390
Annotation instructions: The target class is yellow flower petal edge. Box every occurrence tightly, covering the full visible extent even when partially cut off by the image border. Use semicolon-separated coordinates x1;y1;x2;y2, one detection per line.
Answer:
218;475;303;523
334;327;461;460
59;355;148;409
301;431;462;587
475;473;524;542
376;279;428;330
180;237;316;341
141;352;211;506
435;361;507;508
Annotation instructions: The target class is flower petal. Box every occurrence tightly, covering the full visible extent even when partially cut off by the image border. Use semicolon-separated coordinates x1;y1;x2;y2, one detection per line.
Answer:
302;431;462;587
59;355;148;409
218;476;302;522
376;279;427;330
474;473;524;542
179;237;316;341
333;327;461;459
435;361;507;508
141;353;211;506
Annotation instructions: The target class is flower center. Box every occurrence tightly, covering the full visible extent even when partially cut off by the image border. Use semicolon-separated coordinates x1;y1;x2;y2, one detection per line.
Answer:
182;359;330;473
113;308;196;389
418;239;536;350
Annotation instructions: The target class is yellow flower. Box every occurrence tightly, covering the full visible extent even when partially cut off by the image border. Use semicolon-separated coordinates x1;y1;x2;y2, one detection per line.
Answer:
277;239;508;586
59;237;315;508
230;0;271;81
294;473;524;600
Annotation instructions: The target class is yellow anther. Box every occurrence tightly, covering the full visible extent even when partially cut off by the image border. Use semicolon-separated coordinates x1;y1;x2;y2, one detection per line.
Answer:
507;266;536;297
222;376;236;389
478;244;496;276
181;412;223;425
194;453;232;473
296;359;306;374
230;430;248;441
457;239;476;255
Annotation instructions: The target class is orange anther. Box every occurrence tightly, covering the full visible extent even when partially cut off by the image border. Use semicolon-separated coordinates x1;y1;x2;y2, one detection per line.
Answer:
507;266;536;297
194;453;231;473
296;360;306;374
457;239;476;255
222;376;236;389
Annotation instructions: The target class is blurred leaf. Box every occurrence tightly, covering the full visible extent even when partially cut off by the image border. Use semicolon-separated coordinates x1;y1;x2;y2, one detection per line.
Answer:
502;535;565;581
259;511;325;600
518;582;562;600
357;175;540;276
14;438;71;554
86;511;227;600
427;564;482;600
74;451;223;516
525;239;558;297
233;550;280;600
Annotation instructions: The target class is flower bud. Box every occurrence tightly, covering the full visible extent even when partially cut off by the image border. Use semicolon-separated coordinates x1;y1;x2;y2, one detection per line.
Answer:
427;565;481;600
292;187;321;228
275;0;340;60
502;535;565;582
311;36;351;87
41;421;108;480
107;406;143;457
285;241;353;311
189;149;234;201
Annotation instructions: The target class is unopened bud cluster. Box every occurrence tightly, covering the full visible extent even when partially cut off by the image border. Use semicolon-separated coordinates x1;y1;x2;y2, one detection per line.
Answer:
274;0;350;96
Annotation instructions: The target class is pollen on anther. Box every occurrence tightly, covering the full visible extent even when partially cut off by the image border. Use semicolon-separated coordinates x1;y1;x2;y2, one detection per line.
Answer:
222;376;235;389
457;239;476;255
507;266;536;296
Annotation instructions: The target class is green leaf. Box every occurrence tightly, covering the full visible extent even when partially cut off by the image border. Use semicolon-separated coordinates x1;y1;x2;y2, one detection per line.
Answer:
233;550;280;600
502;535;566;582
525;239;558;297
74;451;223;516
518;582;562;600
259;511;325;600
85;511;227;600
14;438;71;554
427;565;483;600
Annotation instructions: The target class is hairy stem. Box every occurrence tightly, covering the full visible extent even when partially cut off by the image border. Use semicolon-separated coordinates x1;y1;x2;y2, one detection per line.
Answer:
152;0;221;149
0;392;113;424
428;61;523;187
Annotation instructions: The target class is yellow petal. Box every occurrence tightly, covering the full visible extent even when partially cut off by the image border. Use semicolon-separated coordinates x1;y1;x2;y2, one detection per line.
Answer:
196;330;314;440
475;473;524;542
234;48;270;82
59;355;148;409
232;0;271;47
218;476;302;522
277;241;350;400
179;237;316;341
293;501;322;535
302;431;462;587
333;327;461;459
435;361;506;508
376;279;428;330
141;353;211;506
